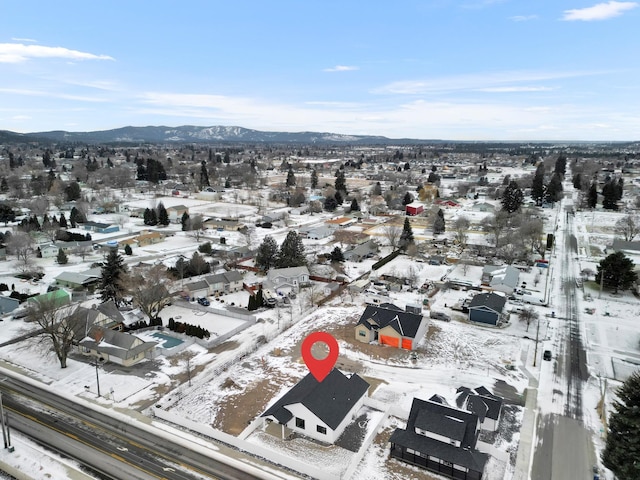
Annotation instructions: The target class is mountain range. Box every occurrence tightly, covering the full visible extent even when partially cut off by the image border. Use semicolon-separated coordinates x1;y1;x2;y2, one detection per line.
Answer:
0;125;434;145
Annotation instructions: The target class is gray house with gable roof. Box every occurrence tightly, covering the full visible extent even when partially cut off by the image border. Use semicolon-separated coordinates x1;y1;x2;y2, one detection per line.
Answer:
481;265;520;295
355;303;428;350
390;397;488;480
261;369;369;444
468;292;507;326
457;386;504;432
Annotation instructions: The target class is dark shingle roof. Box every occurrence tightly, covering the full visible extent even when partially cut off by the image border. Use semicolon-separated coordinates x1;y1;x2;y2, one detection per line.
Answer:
468;292;506;313
389;397;487;472
261;369;369;430
356;305;424;339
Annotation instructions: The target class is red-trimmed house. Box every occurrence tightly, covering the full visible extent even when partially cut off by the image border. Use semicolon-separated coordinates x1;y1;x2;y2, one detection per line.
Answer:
405;202;424;216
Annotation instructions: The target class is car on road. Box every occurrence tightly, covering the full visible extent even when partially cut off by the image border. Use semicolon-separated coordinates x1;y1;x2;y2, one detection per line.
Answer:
430;311;451;322
543;350;552;361
197;297;210;306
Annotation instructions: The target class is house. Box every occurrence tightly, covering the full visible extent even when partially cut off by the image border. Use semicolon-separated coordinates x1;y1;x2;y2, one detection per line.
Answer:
456;386;504;432
27;289;72;309
79;325;157;367
183;280;209;299
266;266;310;294
468;292;507;326
435;199;460;208
261;369;370;444
135;231;165;247
54;271;101;291
355;304;429;350
0;295;20;315
470;202;496;213
481;265;520;295
166;205;189;223
203;218;245;231
343;240;379;262
204;271;244;295
39;244;60;258
389;397;488;480
81;221;120;234
405;202;424;216
325;217;356;228
304;226;334;240
69;300;127;338
609;239;640;255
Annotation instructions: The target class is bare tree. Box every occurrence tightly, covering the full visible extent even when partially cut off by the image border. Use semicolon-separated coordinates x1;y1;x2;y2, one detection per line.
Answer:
481;210;510;250
615;215;640;242
127;265;175;321
7;231;35;272
518;307;539;332
520;218;545;257
186;214;205;242
454;217;470;252
25;298;83;368
383;224;403;249
73;245;92;261
29;197;50;218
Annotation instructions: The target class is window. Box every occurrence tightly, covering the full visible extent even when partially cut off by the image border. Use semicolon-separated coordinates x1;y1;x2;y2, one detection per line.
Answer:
316;425;327;435
358;330;367;337
295;417;305;430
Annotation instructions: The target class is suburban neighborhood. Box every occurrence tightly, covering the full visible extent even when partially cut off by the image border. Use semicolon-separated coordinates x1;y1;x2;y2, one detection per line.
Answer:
0;134;637;480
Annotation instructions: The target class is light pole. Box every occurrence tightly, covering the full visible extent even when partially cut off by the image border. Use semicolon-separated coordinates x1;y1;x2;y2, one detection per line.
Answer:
94;357;105;397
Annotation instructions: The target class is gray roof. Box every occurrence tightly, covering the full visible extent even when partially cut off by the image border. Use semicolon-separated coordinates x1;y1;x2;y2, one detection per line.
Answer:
79;326;156;360
482;265;520;289
185;280;209;292
267;266;310;281
611;239;640;252
261;369;369;430
389;397;487;473
205;271;243;285
468;292;506;313
356;304;424;339
55;271;100;285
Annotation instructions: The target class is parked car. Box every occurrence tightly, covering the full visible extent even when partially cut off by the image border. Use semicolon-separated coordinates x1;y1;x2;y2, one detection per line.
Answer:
543;350;552;361
430;311;451;322
197;297;210;306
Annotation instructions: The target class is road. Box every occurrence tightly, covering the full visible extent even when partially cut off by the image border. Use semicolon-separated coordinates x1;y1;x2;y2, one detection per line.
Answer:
0;374;267;480
530;194;596;480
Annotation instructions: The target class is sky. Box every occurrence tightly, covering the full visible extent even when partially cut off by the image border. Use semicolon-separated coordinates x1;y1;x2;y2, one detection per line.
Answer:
0;0;639;141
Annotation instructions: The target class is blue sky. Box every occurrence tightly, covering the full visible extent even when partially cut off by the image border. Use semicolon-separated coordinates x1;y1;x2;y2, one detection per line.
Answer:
1;1;638;140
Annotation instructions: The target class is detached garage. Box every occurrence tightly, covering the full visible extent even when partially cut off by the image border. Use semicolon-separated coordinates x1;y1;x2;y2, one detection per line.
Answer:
468;292;507;326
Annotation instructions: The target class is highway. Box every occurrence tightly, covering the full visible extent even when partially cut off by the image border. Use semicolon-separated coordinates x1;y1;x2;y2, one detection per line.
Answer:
0;374;265;480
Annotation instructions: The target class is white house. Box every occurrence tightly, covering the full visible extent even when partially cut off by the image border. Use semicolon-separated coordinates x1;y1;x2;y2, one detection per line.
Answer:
261;369;369;444
266;266;310;295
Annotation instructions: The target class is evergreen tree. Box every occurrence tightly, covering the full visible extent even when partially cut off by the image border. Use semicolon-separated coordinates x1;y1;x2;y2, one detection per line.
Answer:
255;235;279;271
531;164;545;206
554;154;567;177
335;170;347;195
64;181;81;201
277;231;306;268
247;295;257;311
545;173;563;203
402;192;414;206
181;212;190;231
70;206;85;227
401;217;415;247
372;182;382;196
432;209;445;234
596;252;638;293
100;249;127;306
501;180;524;213
334;191;343;206
56;248;68;265
324;195;338;212
350;198;360;211
588;182;598;209
572;173;582;190
199;161;210;188
124;244;133;255
0;177;8;193
286;165;296;187
329;246;344;262
143;208;158;226
615;178;624;201
602;181;619;210
256;287;264;308
157;202;169;226
602;371;640;480
59;212;68;228
310;169;318;189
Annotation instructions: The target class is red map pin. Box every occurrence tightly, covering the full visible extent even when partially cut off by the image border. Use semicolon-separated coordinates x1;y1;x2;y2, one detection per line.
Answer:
301;331;339;383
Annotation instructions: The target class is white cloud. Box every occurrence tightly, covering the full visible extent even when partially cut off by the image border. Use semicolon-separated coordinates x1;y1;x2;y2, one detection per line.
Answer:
0;87;109;102
11;37;37;43
510;15;538;22
323;65;359;72
373;70;600;95
478;86;555;92
561;1;637;21
0;43;114;63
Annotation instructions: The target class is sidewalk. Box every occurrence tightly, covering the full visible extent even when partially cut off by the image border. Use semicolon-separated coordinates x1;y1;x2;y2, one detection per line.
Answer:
513;344;539;480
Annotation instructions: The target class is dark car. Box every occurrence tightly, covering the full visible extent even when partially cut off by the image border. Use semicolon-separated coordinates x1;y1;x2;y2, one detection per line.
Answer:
197;297;210;306
543;350;552;361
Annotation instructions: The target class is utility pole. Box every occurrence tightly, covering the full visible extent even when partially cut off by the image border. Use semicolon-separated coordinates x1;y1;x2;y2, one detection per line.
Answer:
533;318;541;367
0;392;7;449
